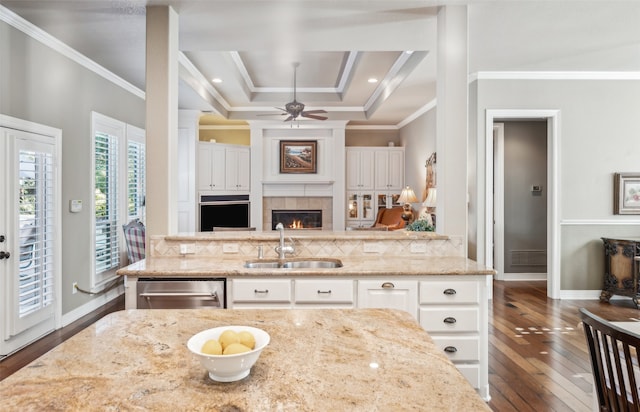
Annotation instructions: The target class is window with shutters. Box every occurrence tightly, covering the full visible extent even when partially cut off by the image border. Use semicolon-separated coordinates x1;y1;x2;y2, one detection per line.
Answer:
91;113;145;288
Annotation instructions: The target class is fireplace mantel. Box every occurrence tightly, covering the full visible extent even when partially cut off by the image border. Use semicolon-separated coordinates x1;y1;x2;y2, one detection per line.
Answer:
262;181;334;197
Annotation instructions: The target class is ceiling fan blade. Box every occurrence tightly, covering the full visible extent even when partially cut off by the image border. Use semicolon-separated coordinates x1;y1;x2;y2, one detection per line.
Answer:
301;110;327;115
275;107;288;112
283;115;294;122
256;113;287;116
301;113;328;121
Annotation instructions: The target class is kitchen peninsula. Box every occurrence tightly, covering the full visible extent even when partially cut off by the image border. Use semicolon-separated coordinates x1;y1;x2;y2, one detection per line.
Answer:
118;230;495;400
0;308;489;411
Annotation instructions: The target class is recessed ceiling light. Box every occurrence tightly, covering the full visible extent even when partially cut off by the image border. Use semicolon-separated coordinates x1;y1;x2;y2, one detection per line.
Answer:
212;78;222;83
368;78;378;83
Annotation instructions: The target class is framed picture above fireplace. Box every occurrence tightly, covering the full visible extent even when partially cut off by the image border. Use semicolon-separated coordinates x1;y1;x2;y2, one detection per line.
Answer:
280;140;317;174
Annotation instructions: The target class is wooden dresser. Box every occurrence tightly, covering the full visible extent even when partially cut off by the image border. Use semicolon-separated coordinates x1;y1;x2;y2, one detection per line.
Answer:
600;237;640;306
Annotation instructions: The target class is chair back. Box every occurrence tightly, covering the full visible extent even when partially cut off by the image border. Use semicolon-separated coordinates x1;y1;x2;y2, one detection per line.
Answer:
122;219;145;264
580;308;640;411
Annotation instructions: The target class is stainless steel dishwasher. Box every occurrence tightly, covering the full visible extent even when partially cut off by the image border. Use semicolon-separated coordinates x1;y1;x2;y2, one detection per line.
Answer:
136;278;226;309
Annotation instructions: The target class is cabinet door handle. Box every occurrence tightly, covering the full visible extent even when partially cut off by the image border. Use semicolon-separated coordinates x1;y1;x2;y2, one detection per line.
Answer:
443;317;457;324
317;290;332;294
444;346;458;353
0;235;5;242
0;251;10;260
443;288;457;295
381;282;395;289
254;289;269;294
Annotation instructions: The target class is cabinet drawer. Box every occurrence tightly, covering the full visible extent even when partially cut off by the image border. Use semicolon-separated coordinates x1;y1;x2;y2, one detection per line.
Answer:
231;279;291;303
430;336;480;362
419;307;479;332
419;280;479;304
295;279;354;303
456;364;480;389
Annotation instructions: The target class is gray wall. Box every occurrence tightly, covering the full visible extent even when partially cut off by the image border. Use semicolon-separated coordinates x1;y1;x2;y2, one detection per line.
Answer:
400;109;437;204
1;21;145;314
502;121;547;273
471;78;640;291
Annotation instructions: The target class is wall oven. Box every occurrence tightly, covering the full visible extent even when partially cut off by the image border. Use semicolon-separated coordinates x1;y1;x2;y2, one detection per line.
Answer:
136;278;226;309
199;194;250;231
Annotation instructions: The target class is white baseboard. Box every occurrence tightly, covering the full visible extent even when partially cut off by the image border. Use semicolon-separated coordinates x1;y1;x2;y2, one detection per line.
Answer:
501;272;547;281
61;285;124;327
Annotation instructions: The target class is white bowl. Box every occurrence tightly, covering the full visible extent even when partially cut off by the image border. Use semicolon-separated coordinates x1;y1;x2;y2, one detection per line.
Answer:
187;325;270;382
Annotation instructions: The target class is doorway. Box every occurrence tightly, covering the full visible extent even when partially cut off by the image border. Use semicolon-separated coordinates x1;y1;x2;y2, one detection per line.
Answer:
484;110;560;299
0;115;61;356
493;121;548;282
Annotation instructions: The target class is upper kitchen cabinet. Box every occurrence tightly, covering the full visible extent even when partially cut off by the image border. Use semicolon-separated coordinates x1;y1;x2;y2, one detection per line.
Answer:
346;148;374;190
198;142;250;193
374;148;404;191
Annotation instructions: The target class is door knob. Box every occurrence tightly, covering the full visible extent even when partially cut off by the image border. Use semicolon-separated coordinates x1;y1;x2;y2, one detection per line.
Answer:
0;251;10;259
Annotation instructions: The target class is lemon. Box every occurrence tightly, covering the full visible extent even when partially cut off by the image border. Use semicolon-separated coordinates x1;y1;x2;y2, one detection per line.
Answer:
201;339;223;355
238;331;256;350
223;343;252;355
218;330;240;350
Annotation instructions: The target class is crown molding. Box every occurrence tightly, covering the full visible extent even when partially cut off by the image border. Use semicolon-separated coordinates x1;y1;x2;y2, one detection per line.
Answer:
472;71;640;81
0;5;145;100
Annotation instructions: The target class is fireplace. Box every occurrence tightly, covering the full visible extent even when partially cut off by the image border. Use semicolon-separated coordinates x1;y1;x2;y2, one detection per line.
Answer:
272;210;322;230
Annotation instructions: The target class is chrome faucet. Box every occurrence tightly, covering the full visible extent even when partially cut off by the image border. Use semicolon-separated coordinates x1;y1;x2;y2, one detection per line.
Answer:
275;222;295;259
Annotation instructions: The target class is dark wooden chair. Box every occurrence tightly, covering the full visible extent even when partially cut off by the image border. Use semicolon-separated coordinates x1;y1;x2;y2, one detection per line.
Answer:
580;308;640;411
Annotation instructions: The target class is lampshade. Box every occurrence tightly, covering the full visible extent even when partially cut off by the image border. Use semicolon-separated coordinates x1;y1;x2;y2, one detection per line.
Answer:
423;188;437;208
398;186;418;204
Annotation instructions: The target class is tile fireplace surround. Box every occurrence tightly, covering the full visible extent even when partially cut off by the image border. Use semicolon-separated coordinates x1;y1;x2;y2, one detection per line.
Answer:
263;197;333;231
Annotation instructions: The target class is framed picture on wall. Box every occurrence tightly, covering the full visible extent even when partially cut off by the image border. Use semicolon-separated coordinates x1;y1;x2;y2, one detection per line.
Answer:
280;140;317;174
614;172;640;214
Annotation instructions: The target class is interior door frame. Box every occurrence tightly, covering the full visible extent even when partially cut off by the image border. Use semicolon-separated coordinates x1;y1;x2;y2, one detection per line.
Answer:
484;109;560;299
493;123;505;281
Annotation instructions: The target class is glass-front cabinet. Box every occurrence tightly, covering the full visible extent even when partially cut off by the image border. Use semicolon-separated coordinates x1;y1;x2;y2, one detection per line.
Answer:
376;192;401;210
347;192;374;228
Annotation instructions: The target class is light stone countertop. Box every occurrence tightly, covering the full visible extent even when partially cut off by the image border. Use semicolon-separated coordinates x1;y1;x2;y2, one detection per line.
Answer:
117;255;496;278
0;308;490;411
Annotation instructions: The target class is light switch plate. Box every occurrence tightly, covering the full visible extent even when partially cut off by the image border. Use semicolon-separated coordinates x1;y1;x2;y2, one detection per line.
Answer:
69;199;82;213
363;241;380;253
410;242;428;254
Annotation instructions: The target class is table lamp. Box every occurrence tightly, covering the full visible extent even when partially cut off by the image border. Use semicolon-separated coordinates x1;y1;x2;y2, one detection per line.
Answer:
398;186;418;223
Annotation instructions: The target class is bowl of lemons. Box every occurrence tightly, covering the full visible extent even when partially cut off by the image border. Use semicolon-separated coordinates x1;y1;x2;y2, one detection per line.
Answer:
187;325;270;382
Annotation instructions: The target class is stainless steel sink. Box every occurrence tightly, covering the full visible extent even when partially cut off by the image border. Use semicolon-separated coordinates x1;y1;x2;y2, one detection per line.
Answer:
243;260;281;268
243;258;343;269
281;260;343;269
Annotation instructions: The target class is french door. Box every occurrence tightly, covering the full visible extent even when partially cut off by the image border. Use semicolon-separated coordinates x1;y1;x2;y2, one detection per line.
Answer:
1;117;61;356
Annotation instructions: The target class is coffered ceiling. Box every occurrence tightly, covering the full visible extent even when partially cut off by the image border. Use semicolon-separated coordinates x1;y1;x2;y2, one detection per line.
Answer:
2;1;640;127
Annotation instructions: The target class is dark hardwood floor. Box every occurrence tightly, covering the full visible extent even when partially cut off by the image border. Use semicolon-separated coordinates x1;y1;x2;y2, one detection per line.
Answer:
2;281;639;411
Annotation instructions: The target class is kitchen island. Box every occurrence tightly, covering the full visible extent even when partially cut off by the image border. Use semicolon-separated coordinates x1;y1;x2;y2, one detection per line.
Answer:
0;308;490;411
117;230;495;401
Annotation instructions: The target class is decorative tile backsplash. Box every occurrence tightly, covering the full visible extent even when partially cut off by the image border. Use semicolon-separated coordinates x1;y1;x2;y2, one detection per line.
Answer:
150;233;463;258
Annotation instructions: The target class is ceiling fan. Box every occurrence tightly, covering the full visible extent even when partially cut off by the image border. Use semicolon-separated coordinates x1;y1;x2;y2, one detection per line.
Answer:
260;62;328;122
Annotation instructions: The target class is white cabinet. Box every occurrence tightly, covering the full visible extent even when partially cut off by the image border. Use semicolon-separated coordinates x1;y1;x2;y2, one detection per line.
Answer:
226;146;250;191
418;277;489;399
346;191;375;228
198;143;225;191
198;143;250;193
294;279;355;307
357;279;418;320
229;278;292;308
374;148;404;190
346;148;374;190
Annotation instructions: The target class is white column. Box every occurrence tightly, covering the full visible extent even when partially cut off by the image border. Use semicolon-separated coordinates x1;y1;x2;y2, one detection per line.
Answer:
436;5;468;251
145;6;179;237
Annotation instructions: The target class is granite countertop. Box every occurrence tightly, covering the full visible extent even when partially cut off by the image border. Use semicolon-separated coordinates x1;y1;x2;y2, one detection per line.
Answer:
0;308;490;411
118;255;496;278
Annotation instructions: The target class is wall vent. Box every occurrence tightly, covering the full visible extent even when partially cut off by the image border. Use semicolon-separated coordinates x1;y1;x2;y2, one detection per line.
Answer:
510;250;547;266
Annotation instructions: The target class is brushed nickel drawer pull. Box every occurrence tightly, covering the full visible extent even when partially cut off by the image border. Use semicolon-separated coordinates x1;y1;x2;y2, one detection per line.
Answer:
443;317;457;324
317;290;332;294
443;288;457;295
254;289;269;294
381;282;395;289
444;346;458;353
